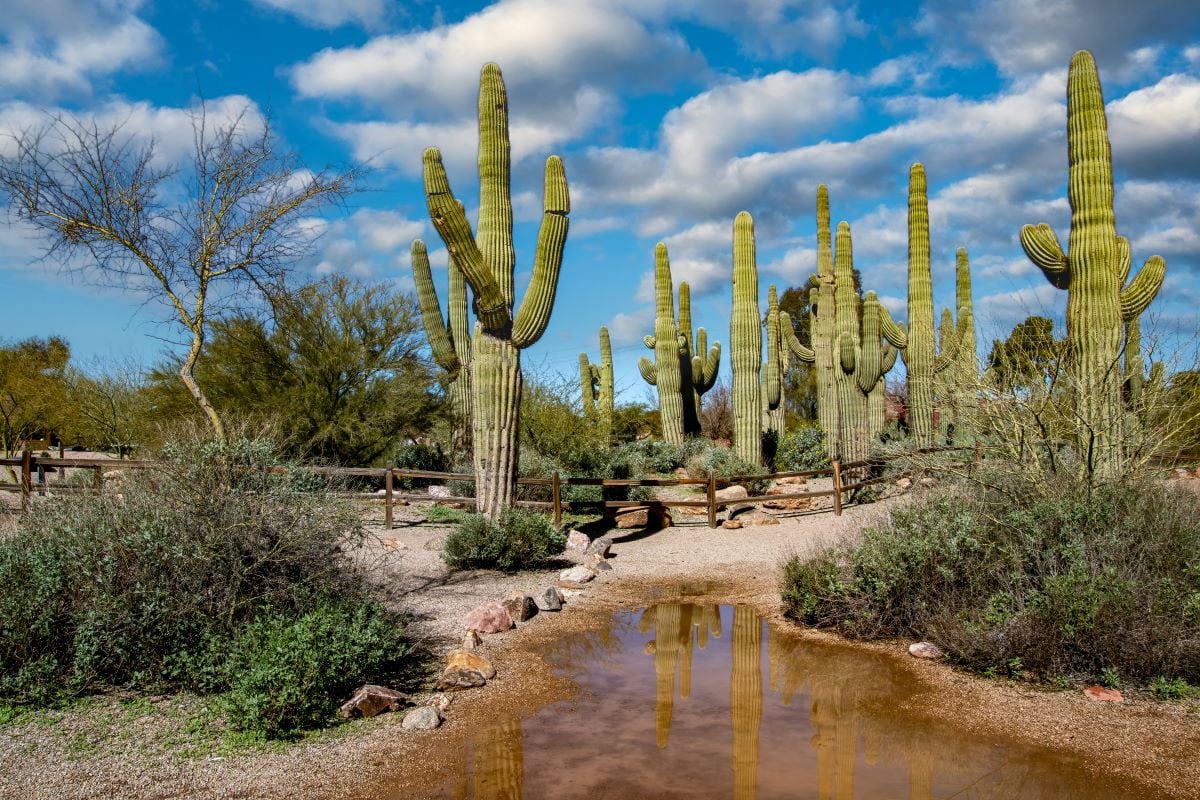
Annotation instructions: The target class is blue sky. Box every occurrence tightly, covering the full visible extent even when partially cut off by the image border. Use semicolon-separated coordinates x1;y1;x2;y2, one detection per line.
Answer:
1;0;1198;401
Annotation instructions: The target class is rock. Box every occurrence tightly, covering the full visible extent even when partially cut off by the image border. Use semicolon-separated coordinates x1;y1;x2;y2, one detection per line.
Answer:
908;642;944;659
585;535;613;557
535;587;563;611
722;519;743;529
729;507;779;526
462;630;482;650
750;514;780;526
445;649;496;679
918;477;936;487
564;530;590;554
382;537;407;552
339;685;410;719
501;592;538;623
425;693;453;713
773;475;807;487
463;601;515;634
436;667;487;691
428;485;452;498
402;706;443;730
375;489;387;497
895;476;913;490
763;483;814;511
589;556;613;572
615;507;648;528
715;485;749;502
559;588;584;599
1084;685;1124;703
559;565;595;584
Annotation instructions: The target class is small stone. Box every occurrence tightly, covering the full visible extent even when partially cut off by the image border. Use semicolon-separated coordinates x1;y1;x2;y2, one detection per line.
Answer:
462;630;482;650
773;475;807;487
382;537;407;552
535;587;563;611
425;693;453;713
436;667;487;691
715;485;749;502
446;650;496;679
908;642;944;659
375;489;387;497
1084;685;1124;703
751;514;780;526
402;706;443;730
501;592;538;623
463;601;515;634
919;477;936;487
722;519;743;529
585;535;613;557
764;482;813;510
564;530;590;554
896;476;913;490
338;685;410;719
559;565;595;584
559;588;584;599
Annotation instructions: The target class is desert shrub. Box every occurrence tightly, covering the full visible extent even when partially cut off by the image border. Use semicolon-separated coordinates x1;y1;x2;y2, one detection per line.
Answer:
424;504;470;524
781;470;1200;687
0;437;414;736
774;427;829;472
441;507;566;572
686;445;770;495
392;442;449;489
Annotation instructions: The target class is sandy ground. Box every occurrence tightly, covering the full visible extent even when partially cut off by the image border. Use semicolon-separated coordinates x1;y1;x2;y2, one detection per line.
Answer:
2;484;1199;800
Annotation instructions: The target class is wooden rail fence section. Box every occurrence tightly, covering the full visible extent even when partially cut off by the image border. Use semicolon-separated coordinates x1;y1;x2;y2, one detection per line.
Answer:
1;444;984;529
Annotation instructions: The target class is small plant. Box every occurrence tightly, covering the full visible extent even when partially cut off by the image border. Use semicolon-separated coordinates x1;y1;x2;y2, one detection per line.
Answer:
441;507;566;572
773;426;829;472
1100;666;1121;689
393;442;449;489
1149;676;1197;700
424;504;470;524
686;445;769;495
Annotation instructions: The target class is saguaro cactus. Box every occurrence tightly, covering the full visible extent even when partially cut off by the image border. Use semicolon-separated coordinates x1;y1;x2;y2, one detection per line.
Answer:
954;248;978;436
731;212;763;465
580;326;614;434
1020;50;1165;479
906;163;958;447
935;307;958;439
422;63;570;519
811;186;839;458
679;282;721;433
764;285;815;435
639;244;688;444
412;241;472;448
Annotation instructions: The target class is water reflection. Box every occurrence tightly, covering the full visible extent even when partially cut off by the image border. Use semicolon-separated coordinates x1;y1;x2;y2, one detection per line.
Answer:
431;602;1157;800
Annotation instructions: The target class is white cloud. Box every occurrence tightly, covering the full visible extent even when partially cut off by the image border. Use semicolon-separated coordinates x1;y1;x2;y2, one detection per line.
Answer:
1108;73;1200;177
312;208;426;277
250;0;388;29
607;308;655;346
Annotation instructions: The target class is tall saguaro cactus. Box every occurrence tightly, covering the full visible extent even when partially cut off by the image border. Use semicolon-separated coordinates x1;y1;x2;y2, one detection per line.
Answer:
954;248;978;436
580;326;614;434
811;186;839;458
639;244;688;444
421;63;570;519
765;285;815;434
412;241;472;448
905;163;958;447
679;282;721;432
1020;50;1165;479
731;212;763;465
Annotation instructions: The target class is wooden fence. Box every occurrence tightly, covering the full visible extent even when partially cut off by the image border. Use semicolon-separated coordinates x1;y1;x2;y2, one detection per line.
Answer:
0;444;982;529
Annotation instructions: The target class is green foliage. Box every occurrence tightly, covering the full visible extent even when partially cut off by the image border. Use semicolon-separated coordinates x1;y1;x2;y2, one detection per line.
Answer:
441;508;566;572
773;427;830;472
686;445;770;495
0;436;413;736
0;336;72;454
424;504;470;524
781;470;1200;687
1150;676;1198;700
985;316;1063;393
393;442;449;489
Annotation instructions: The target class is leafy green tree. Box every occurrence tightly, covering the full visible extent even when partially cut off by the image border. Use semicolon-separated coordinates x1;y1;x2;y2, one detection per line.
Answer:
63;359;155;455
0;337;73;455
149;275;442;465
986;316;1064;393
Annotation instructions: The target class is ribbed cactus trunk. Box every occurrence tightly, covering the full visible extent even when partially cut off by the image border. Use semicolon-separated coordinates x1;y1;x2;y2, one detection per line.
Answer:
683;282;721;433
580;326;614;438
731;212;762;466
954;248;977;438
1020;51;1165;480
833;222;866;466
869;345;898;437
639;244;686;445
812;186;838;459
730;605;762;800
906;164;937;447
412;243;472;450
764;285;786;435
422;63;570;519
935;307;957;440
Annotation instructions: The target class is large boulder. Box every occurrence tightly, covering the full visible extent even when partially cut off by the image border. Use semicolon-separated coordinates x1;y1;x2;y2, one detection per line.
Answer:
436;667;488;691
614;506;672;529
715;485;749;502
559;565;595;584
463;601;515;634
763;482;813;511
564;530;590;554
585;535;613;557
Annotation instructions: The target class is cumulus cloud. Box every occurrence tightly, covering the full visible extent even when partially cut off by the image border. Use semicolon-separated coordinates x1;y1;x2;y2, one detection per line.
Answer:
312;208;426;277
607;308;655;346
250;0;389;29
1108;73;1200;178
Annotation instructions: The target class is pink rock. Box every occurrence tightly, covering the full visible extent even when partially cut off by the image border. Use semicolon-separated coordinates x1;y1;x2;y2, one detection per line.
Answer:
463;601;514;634
908;642;944;659
564;530;590;553
1084;685;1124;703
338;685;410;719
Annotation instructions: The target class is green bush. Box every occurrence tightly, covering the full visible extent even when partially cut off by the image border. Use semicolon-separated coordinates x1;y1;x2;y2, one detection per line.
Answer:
0;437;415;736
774;427;829;472
686;445;770;495
781;470;1200;688
393;442;449;489
441;507;566;572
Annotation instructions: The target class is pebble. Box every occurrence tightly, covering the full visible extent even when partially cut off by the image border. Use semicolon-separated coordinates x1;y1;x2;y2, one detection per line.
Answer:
908;642;944;659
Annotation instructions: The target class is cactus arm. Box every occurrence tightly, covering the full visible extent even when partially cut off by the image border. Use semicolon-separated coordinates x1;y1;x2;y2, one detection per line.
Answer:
1120;255;1165;320
511;156;570;349
934;308;962;373
679;282;694;355
599;326;614;417
423;147;511;330
1116;236;1131;284
881;343;898;373
878;304;909;349
644;335;656;349
448;251;471;367
639;356;658;386
580;353;595;412
855;293;884;393
765;285;782;408
411;239;461;375
693;328;721;392
1020;223;1071;290
780;311;815;362
477;63;515;303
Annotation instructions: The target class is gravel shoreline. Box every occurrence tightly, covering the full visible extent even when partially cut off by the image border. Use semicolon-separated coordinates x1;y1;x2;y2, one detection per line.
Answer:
3;491;1198;799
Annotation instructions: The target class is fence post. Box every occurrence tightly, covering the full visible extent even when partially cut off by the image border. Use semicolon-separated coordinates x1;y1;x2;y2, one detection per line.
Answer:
707;469;717;528
20;449;31;512
552;471;562;528
831;459;843;517
384;465;394;530
975;439;982;470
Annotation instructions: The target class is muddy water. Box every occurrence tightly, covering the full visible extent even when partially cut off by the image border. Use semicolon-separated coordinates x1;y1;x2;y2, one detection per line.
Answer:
421;602;1150;799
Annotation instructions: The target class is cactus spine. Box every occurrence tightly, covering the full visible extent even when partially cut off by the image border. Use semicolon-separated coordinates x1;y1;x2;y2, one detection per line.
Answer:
412;241;472;448
905;163;958;447
422;63;569;519
1020;51;1165;478
731;212;763;465
580;326;613;435
680;282;721;432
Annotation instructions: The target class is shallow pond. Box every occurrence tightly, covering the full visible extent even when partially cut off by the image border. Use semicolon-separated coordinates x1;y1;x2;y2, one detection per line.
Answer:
415;600;1150;799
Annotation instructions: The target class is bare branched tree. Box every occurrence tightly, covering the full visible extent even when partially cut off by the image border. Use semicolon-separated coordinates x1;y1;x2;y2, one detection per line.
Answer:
0;107;361;440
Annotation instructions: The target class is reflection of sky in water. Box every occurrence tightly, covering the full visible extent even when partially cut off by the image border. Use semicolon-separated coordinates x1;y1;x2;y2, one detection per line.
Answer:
434;602;1156;800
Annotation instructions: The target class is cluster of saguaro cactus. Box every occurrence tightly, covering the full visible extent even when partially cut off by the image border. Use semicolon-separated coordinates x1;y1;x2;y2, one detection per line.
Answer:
1020;50;1165;478
763;284;816;435
579;326;614;435
731;212;763;465
639;244;721;442
905;163;960;447
419;63;570;519
412;241;472;449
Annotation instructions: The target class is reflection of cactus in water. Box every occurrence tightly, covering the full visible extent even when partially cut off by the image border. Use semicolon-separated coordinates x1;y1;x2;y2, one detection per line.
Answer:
809;679;858;800
639;602;702;748
730;606;763;800
470;717;524;800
